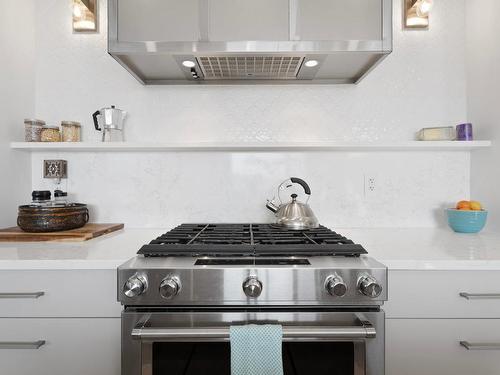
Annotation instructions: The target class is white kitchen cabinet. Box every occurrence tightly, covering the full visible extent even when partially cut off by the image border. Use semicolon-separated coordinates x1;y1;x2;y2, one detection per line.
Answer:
0;318;120;375
384;270;500;318
0;270;121;318
386;319;500;375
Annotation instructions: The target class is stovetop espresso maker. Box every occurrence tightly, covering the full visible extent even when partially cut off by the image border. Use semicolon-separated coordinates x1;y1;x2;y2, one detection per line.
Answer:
92;105;127;142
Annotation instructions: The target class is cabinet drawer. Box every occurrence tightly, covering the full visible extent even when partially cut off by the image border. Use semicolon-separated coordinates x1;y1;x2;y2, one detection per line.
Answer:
0;270;121;317
384;270;500;318
0;318;120;375
387;319;500;375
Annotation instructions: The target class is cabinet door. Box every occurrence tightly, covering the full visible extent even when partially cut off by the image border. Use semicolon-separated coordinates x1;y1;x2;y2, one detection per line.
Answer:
209;0;289;41
387;319;500;375
0;270;121;318
384;270;500;318
292;0;382;41
117;0;200;42
0;318;120;375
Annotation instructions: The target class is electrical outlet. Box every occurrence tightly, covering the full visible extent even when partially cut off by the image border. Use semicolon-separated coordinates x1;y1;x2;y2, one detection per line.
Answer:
364;174;378;200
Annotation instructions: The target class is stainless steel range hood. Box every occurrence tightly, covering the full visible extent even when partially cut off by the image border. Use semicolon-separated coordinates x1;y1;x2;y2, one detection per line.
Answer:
108;0;392;85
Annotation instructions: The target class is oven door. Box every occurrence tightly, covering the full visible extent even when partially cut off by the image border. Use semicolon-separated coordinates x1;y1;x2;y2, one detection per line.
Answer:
122;309;384;375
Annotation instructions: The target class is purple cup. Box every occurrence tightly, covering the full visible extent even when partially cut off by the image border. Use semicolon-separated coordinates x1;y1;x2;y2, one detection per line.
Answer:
456;123;473;141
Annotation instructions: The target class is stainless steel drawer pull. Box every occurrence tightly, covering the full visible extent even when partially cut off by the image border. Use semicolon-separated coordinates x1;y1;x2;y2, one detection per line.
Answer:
0;292;45;299
132;325;376;341
0;340;46;349
460;341;500;350
459;292;500;300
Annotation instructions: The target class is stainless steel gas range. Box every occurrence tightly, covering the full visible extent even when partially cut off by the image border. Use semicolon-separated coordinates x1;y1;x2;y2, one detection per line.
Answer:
118;224;388;375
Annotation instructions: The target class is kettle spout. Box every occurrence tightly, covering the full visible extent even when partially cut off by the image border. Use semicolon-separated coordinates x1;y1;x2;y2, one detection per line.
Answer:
266;200;280;213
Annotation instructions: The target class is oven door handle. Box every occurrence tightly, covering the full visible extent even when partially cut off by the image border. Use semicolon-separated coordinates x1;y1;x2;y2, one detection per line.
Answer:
131;324;376;341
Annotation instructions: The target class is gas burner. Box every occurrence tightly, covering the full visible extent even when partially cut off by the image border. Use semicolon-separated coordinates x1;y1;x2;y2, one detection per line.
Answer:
137;223;367;257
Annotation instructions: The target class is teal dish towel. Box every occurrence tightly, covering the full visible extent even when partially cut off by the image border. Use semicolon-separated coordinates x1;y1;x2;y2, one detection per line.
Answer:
230;324;284;375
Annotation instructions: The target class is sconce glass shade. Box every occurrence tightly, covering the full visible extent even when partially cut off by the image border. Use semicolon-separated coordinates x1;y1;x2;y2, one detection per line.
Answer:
73;0;98;33
404;0;431;29
416;0;433;17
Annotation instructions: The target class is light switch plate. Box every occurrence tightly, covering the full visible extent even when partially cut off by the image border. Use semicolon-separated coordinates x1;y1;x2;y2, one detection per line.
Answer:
44;160;68;179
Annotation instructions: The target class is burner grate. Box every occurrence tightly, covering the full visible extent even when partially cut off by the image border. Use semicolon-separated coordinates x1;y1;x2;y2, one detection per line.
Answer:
138;224;367;257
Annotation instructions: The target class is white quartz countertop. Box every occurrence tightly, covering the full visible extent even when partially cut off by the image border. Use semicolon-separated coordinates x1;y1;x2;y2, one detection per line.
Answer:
0;227;500;271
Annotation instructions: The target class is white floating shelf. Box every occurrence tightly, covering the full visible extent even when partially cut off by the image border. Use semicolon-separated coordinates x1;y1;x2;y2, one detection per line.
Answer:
10;141;491;152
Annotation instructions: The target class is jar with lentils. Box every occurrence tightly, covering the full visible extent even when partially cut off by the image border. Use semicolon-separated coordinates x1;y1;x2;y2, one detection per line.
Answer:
61;121;81;142
41;126;61;142
24;119;46;142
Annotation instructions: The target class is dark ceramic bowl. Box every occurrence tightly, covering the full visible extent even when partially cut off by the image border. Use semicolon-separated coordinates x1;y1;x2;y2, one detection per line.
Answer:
17;204;89;233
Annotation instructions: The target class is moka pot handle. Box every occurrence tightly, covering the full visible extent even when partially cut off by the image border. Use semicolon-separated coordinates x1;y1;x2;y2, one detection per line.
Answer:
92;110;101;131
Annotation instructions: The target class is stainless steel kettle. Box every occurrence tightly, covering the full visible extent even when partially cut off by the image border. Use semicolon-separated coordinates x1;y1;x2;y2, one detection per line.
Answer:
266;177;319;230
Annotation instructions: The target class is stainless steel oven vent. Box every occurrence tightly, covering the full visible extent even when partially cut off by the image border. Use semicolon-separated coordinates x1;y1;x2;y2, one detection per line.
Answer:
197;56;304;80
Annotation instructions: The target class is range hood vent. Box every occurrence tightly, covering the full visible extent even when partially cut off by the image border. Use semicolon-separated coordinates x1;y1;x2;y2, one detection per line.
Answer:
108;0;392;85
198;56;304;80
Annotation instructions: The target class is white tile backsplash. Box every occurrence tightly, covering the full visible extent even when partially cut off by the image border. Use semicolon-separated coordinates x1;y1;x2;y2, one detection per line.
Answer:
31;151;469;228
27;0;470;228
468;0;500;231
0;1;35;227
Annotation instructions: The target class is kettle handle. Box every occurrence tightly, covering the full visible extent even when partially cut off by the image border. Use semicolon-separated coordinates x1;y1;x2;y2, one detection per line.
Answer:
92;110;101;131
290;177;311;195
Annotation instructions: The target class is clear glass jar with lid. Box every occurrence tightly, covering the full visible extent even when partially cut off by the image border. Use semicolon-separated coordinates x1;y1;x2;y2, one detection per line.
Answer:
31;190;52;207
54;190;68;206
61;121;81;142
24;119;46;142
41;126;61;142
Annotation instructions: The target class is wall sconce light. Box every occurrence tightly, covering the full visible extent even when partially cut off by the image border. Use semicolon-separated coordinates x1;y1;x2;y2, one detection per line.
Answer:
73;0;98;33
404;0;434;29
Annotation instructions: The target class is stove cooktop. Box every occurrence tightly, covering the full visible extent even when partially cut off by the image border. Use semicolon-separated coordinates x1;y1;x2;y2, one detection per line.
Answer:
137;223;367;257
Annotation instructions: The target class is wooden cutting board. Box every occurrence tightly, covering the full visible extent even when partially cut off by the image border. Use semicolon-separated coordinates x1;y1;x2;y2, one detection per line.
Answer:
0;223;124;242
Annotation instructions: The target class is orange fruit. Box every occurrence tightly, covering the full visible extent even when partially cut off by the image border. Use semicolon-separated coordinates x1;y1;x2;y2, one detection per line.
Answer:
456;200;471;210
470;201;483;211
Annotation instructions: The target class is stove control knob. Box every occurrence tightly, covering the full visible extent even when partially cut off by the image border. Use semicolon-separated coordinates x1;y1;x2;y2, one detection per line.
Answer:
325;275;348;297
123;274;148;298
159;277;181;299
243;277;262;298
358;274;383;298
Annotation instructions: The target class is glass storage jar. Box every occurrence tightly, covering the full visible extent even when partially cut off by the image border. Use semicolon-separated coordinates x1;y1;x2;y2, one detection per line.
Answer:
41;126;61;142
31;190;52;207
54;190;68;206
61;121;81;142
24;119;46;142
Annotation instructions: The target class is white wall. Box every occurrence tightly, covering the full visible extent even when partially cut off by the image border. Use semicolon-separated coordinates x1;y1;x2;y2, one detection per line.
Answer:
467;0;500;231
28;0;470;228
0;0;34;226
33;0;466;142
